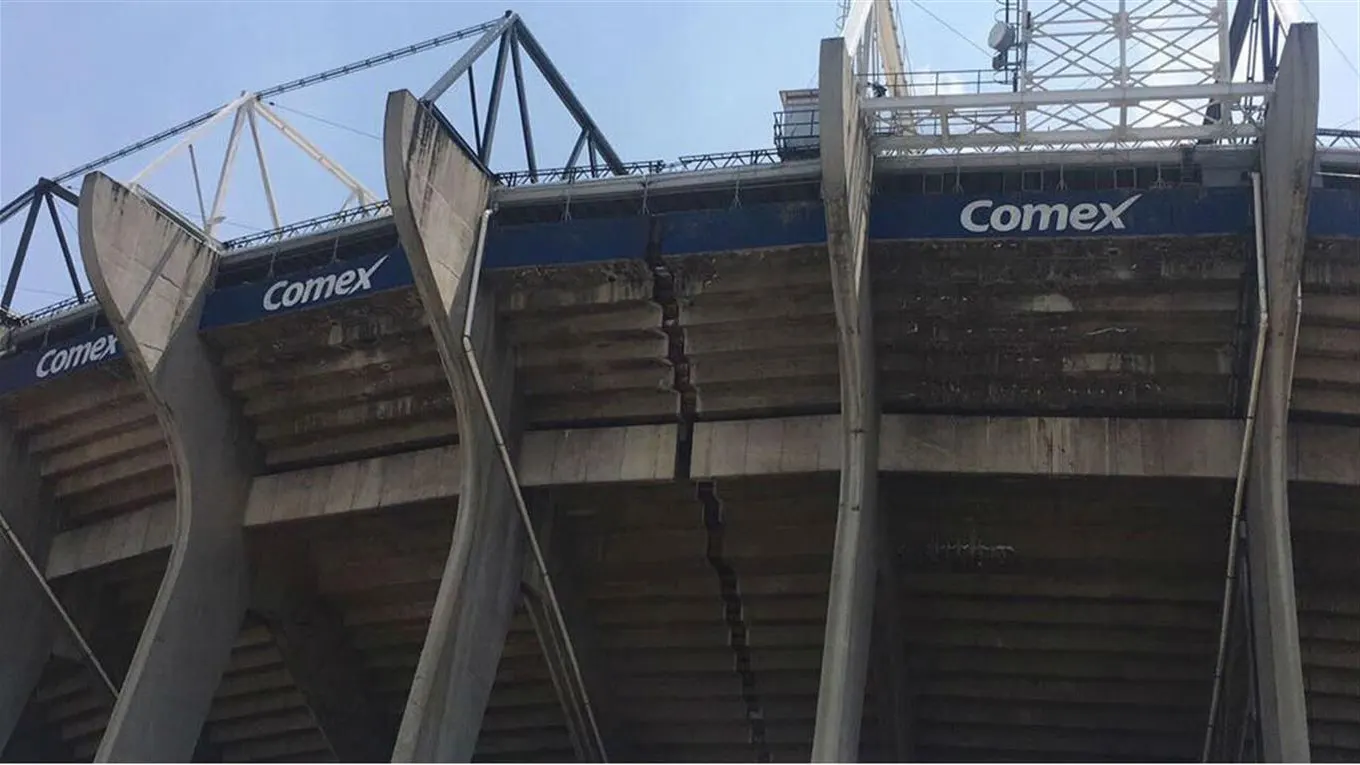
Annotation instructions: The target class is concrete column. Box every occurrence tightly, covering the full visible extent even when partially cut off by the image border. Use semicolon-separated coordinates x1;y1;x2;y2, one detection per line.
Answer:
383;90;526;761
1246;22;1318;763
77;174;255;762
0;422;56;752
812;37;882;762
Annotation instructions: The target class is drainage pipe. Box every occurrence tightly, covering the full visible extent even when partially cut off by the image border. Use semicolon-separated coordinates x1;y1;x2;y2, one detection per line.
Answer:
0;508;118;699
459;205;608;761
1201;170;1270;762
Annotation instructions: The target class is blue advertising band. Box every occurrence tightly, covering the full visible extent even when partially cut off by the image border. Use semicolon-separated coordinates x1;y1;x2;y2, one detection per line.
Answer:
0;329;124;396
871;187;1254;240
199;246;416;330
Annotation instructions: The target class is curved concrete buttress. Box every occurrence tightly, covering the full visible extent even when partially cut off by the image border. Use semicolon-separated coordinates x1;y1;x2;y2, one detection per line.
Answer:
383;89;527;761
812;37;883;762
1247;22;1319;762
0;422;57;752
77;173;256;762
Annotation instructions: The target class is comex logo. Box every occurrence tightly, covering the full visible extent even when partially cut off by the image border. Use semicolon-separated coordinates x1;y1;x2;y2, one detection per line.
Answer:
960;194;1143;234
36;333;120;379
262;255;389;312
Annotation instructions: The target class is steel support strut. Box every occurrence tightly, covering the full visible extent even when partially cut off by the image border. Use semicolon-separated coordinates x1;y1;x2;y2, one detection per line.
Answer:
420;13;626;178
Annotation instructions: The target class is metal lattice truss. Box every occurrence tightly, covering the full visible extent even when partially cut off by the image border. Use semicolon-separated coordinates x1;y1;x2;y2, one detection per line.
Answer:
1318;128;1360;151
0;12;626;318
865;0;1272;153
127;94;380;239
0;180;87;320
840;0;912;96
418;12;628;183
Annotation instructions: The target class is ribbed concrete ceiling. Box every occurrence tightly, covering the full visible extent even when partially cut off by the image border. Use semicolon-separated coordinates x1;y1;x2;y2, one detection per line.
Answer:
886;474;1230;762
1296;237;1360;420
203;288;452;471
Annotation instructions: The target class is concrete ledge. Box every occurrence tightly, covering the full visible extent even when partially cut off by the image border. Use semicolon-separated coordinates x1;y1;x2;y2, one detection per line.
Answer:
39;415;1355;580
691;414;1360;485
1293;423;1360;485
42;423;679;578
245;447;460;527
519;424;677;486
46;503;174;579
691;417;841;477
881;415;1240;478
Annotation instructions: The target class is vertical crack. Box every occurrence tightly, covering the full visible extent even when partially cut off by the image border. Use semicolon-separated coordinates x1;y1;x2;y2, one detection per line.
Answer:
645;214;765;761
644;215;696;479
697;481;770;763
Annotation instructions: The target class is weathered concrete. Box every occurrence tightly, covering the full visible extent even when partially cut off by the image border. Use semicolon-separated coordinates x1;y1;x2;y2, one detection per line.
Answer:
693;414;1360;485
46;502;174;579
880;416;1241;478
384;88;525;761
813;35;881;762
44;424;677;579
78;173;255;761
36;406;1359;582
517;424;675;486
0;421;56;752
1248;22;1319;762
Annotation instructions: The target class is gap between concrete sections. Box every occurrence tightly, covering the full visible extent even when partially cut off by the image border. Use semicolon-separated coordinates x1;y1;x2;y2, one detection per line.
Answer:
696;481;770;763
642;215;697;481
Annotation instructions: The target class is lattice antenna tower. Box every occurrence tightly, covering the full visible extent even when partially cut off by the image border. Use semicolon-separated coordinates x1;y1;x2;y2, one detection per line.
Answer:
1019;0;1235;138
867;0;1271;153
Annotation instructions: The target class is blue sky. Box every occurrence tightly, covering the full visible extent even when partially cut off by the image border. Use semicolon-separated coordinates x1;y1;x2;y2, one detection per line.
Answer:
2;0;1358;314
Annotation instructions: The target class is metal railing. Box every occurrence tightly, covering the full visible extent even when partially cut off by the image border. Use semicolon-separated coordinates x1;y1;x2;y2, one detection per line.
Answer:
221;199;392;250
1318;128;1360;150
677;149;783;171
11;291;97;328
855;68;1011;98
494;159;668;187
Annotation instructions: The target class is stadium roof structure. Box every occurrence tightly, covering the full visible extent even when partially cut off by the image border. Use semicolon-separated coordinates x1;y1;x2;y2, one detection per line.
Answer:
1;0;1358;323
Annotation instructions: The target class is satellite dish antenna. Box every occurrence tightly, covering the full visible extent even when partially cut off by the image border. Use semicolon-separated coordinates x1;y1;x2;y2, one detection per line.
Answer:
988;21;1016;52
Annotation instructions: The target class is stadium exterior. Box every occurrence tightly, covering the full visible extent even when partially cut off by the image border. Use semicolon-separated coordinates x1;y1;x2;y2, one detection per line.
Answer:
1;6;1359;764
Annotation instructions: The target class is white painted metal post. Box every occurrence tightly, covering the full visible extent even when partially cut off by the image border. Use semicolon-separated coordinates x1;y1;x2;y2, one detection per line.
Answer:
246;106;282;231
205;102;248;238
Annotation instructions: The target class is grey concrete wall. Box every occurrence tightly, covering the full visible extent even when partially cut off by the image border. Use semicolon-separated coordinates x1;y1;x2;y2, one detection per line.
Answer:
813;35;882;762
1247;22;1319;762
0;421;56;752
78;173;255;762
383;89;525;761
